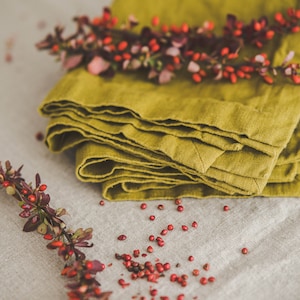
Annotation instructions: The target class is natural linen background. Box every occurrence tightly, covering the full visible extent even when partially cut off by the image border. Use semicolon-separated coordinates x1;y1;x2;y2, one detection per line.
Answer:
0;0;300;300
39;0;300;200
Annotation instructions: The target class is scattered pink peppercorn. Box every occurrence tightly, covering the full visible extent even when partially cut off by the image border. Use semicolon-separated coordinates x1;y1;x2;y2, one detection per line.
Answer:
118;278;130;288
192;221;198;228
99;200;105;206
147;246;154;253
223;205;230;211
208;276;216;282
192;269;200;276
157;204;164;210
167;224;174;231
188;256;194;261
150;289;158;296
170;274;178;282
117;234;127;241
241;247;249;254
200;277;208;285
182;225;188;231
149;215;155;221
140;203;147;209
161;229;168;236
177;205;184;212
149;235;155;241
203;263;210;271
175;199;182;205
177;294;185;300
35;131;44;141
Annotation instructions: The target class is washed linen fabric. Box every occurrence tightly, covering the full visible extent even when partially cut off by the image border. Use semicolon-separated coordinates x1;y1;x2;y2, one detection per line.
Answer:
39;0;300;200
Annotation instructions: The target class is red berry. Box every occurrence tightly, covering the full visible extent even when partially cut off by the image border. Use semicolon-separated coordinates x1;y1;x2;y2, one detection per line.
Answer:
200;277;208;285
208;276;216;282
151;16;160;27
220;47;229;56
117;41;128;51
192;73;202;83
265;30;275;39
2;181;10;187
188;256;194;261
39;184;47;191
99;200;105;206
85;260;93;269
230;73;237;84
149;215;155;221
114;54;122;62
51;44;59;52
181;22;189;33
253;21;261;31
43;234;53;240
28;194;36;203
192;269;200;276
263;75;273;84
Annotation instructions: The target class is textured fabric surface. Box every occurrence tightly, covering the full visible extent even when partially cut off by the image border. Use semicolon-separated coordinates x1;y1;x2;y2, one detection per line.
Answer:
0;1;300;300
39;0;300;200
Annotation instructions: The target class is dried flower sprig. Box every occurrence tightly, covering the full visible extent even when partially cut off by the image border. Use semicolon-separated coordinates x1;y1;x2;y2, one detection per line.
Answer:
0;160;112;300
36;7;300;84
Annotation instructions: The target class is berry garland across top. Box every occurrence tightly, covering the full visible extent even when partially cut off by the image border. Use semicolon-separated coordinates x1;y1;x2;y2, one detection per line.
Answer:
36;7;300;85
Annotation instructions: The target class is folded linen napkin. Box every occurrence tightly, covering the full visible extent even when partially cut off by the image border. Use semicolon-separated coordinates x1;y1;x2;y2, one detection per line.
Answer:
39;0;300;200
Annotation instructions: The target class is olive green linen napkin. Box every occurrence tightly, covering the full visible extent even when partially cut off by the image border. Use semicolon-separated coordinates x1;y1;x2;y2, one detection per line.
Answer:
39;0;300;200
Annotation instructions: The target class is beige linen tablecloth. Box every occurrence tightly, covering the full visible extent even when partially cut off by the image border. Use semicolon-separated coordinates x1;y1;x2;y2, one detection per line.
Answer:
0;0;300;299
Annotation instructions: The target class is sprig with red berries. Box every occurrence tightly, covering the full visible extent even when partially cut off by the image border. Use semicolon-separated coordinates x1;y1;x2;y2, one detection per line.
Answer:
36;7;300;84
0;160;112;300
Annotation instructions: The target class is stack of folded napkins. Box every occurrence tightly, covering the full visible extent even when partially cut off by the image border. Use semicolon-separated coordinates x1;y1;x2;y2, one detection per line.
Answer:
39;0;300;200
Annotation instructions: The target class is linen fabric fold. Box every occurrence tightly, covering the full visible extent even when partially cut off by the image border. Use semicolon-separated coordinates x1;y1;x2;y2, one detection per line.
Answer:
39;0;300;200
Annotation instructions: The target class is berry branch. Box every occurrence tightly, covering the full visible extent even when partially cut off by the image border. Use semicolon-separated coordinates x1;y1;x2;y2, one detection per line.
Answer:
36;7;300;84
0;160;112;300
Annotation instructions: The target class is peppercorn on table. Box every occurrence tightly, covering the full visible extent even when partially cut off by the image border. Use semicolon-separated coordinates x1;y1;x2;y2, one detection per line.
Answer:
0;0;300;299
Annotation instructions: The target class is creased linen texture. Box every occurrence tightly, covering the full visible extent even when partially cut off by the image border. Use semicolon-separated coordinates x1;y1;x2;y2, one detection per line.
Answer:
39;0;300;200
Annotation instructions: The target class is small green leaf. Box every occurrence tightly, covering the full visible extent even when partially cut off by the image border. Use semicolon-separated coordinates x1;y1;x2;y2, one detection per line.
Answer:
6;186;15;195
37;223;48;235
56;207;67;217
